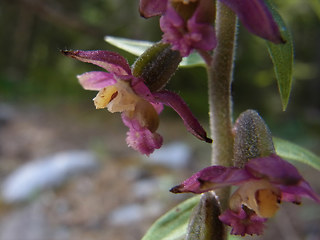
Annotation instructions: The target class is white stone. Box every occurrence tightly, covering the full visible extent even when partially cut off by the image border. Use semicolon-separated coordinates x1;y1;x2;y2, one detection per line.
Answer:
108;202;163;226
1;150;98;203
146;142;191;169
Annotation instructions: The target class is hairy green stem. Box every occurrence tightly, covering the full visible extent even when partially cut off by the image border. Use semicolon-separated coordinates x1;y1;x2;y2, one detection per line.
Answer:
207;2;237;211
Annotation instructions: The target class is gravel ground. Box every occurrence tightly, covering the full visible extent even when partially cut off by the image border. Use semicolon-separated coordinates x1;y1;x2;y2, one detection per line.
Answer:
0;103;319;240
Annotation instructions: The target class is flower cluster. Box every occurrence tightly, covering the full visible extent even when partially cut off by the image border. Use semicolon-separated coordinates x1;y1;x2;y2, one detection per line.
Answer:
170;154;320;235
140;0;284;56
62;1;318;238
62;50;211;155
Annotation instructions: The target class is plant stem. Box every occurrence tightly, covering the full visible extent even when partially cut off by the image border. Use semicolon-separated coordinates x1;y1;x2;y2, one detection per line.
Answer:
207;1;237;211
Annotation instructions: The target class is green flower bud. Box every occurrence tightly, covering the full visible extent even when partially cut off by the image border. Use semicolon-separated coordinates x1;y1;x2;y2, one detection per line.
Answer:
233;109;275;168
132;42;182;92
186;192;225;240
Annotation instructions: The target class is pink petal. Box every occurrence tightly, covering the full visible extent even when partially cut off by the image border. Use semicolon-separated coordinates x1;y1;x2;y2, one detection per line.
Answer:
153;90;212;143
160;2;216;56
245;154;302;185
77;71;117;90
220;0;284;43
61;50;131;75
130;77;157;103
170;165;251;194
219;209;267;236
139;0;167;18
160;6;193;57
246;154;320;203
122;115;163;155
279;181;320;203
192;0;215;24
129;77;164;114
187;17;217;52
187;0;216;51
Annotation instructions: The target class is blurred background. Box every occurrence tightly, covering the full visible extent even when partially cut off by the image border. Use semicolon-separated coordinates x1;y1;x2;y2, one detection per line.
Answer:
0;0;319;239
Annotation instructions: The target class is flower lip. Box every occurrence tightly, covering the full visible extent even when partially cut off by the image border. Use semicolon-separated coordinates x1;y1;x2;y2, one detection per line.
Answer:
219;207;267;236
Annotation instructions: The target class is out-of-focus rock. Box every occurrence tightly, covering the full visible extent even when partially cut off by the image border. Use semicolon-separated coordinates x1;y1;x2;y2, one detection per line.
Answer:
0;103;15;127
1;150;98;203
131;176;174;199
108;202;163;226
145;142;191;169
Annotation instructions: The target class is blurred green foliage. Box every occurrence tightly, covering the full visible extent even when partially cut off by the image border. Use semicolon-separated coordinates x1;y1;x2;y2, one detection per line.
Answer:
0;0;319;150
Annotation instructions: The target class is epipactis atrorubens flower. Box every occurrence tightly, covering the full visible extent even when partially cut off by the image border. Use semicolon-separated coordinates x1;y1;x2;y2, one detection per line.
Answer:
140;0;284;56
141;0;216;57
62;50;211;155
170;154;320;236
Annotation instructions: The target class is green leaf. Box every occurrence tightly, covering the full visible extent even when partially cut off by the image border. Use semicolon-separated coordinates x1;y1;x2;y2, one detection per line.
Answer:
180;52;205;68
104;36;205;68
228;235;242;240
274;137;320;171
142;196;201;240
105;36;153;56
308;0;320;20
265;2;294;111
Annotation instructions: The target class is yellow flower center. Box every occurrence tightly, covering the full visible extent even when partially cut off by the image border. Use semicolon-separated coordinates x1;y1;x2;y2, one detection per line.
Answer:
229;179;280;218
256;189;279;218
93;81;159;132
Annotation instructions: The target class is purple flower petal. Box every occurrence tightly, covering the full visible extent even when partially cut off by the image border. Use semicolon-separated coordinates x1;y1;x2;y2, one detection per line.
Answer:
159;3;216;56
187;17;217;52
140;0;167;18
219;0;284;43
187;0;216;51
122;115;163;155
153;90;212;143
130;77;158;103
77;71;117;90
129;77;164;114
170;165;251;194
219;208;267;236
245;154;320;202
245;154;302;185
61;50;131;75
160;6;191;56
279;180;320;203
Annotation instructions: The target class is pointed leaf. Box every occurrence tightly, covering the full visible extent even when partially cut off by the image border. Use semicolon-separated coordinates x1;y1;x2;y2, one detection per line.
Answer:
264;2;294;110
142;196;201;240
273;137;320;171
104;36;205;67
